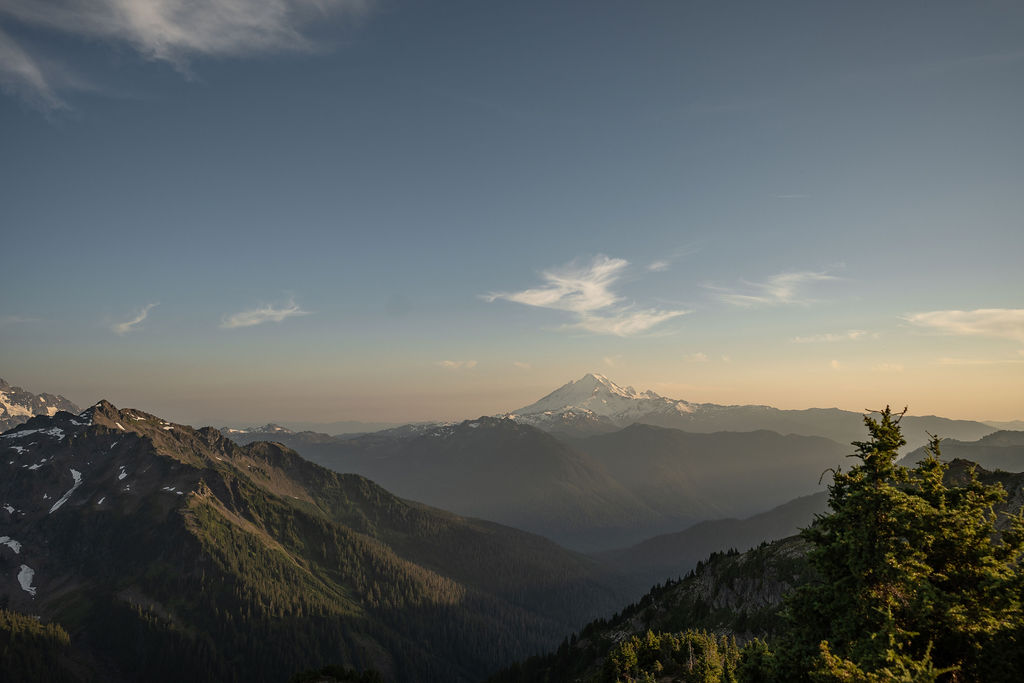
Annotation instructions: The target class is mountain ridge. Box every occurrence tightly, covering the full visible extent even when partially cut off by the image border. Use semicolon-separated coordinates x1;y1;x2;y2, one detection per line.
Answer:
1;401;624;682
508;373;997;449
0;377;80;433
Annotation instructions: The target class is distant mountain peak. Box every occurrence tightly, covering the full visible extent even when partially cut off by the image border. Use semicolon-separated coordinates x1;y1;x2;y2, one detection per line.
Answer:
0;377;80;432
509;373;692;435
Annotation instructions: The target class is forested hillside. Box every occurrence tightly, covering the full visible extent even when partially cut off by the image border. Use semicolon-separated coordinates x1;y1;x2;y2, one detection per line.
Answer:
0;403;622;682
492;410;1024;682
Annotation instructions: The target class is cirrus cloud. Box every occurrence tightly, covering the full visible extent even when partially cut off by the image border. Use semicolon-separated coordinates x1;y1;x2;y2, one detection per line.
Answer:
792;330;870;343
907;308;1024;342
113;303;158;335
221;299;310;329
0;0;371;110
437;360;477;370
707;270;837;307
483;255;689;337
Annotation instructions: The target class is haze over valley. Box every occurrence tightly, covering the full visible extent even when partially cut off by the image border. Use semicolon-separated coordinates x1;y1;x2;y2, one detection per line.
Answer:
2;0;1023;680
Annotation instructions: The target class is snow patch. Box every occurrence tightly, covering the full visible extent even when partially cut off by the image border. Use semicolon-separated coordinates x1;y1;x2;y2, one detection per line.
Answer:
97;497;106;505
42;427;65;440
8;445;26;454
115;422;126;431
48;468;83;514
1;429;41;439
110;441;118;449
3;504;14;514
118;466;127;481
0;536;22;554
0;394;32;418
17;565;36;596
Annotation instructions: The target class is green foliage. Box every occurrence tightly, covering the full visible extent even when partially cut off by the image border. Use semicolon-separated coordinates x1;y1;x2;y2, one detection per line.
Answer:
500;406;1024;683
0;608;76;683
601;629;739;683
736;638;775;683
778;407;1024;681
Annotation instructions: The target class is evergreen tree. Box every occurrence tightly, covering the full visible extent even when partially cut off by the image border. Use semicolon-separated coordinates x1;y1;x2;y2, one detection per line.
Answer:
776;407;1024;682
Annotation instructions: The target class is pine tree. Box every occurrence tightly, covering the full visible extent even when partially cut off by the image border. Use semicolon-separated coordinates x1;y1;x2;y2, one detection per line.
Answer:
775;407;1024;682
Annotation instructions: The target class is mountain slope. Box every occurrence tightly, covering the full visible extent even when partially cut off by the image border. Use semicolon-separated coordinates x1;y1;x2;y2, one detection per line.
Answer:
901;430;1024;472
1;403;623;682
489;459;1024;682
0;377;79;432
570;424;847;521
595;492;829;595
510;373;995;449
227;417;667;551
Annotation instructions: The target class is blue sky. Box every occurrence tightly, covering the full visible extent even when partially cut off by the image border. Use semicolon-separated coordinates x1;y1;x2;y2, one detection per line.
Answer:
1;1;1022;425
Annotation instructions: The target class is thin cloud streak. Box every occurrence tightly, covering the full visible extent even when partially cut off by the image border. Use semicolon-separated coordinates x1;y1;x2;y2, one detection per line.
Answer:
572;309;688;336
0;25;64;110
437;360;477;370
113;303;158;335
484;255;627;314
793;330;868;343
221;300;310;329
0;315;41;325
484;255;689;337
709;270;837;307
936;357;1024;367
907;308;1024;342
0;0;370;108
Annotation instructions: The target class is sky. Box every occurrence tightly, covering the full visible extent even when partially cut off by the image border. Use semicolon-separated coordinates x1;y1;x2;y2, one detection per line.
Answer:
1;0;1022;426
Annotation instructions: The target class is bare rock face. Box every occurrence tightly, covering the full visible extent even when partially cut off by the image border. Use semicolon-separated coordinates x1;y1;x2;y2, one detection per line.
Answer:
0;377;80;433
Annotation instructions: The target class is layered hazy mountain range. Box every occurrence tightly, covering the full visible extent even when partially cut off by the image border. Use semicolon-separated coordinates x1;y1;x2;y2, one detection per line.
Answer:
224;373;998;551
506;373;995;448
2;373;1021;681
1;401;621;681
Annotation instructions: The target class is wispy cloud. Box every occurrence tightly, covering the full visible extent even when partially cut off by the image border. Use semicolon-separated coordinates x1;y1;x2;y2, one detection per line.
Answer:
647;260;670;272
907;309;1024;342
773;194;810;200
936;357;1024;367
437;360;477;370
485;255;627;314
0;314;41;325
484;255;689;337
685;352;709;363
221;299;310;329
0;25;64;110
0;0;370;110
512;361;531;370
793;330;869;343
113;303;158;335
873;363;904;373
708;270;837;307
573;309;688;336
830;360;842;370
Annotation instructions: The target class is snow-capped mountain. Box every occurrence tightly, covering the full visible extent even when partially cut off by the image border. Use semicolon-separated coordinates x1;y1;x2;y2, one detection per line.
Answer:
220;423;293;436
0;378;79;433
509;373;696;434
509;373;997;448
